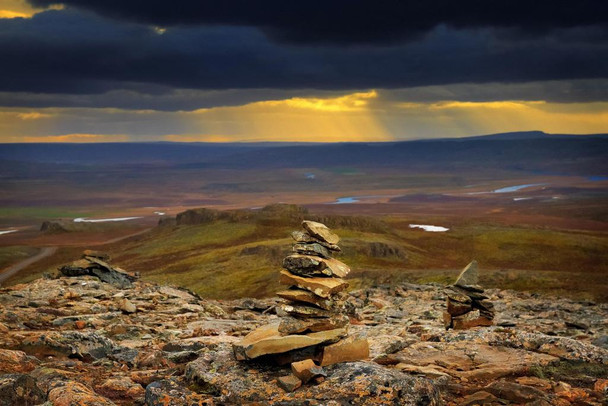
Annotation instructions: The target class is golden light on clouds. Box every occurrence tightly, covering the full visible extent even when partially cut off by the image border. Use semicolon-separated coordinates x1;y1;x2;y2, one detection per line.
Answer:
1;94;608;142
0;0;63;18
184;90;391;142
20;134;129;143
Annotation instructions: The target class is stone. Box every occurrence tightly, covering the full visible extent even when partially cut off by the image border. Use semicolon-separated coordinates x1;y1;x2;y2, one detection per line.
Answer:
233;323;347;360
278;314;350;334
118;298;136;313
59;256;137;289
455;260;479;287
48;381;115;406
445;286;473;303
447;298;473;316
291;231;341;251
278;303;334;318
145;379;210;406
293;242;331;259
320;336;370;366
82;250;111;261
0;349;39;374
452;310;493;330
0;374;46;406
460;390;507;405
277;288;337;310
277;374;302;392
96;377;145;402
283;254;350;278
302;220;340;245
291;359;326;383
484;381;548;403
279;270;348;298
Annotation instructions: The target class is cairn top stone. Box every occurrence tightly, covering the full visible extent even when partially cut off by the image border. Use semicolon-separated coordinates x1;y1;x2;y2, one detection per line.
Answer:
454;260;479;287
302;221;340;245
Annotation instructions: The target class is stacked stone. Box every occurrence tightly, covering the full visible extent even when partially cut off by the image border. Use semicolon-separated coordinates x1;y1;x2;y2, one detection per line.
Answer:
234;221;369;391
277;220;351;335
443;260;495;330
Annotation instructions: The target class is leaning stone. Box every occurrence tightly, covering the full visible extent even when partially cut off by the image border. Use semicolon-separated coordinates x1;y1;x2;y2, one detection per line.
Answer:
277;374;302;392
279;270;348;298
293;243;331;259
233;323;347;360
320;336;370;366
454;260;479;287
0;374;46;406
302;221;340;245
291;359;326;383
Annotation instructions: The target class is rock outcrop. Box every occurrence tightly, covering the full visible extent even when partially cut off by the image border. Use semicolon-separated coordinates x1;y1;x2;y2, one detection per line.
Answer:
59;251;138;289
0;255;607;404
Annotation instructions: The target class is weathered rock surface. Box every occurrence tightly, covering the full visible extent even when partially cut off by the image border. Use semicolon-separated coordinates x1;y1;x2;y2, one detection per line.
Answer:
302;220;340;245
279;270;348;298
1;272;607;404
59;255;137;289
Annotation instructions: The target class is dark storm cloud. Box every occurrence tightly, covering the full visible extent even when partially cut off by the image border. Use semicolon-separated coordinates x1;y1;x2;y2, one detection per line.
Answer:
0;8;607;110
26;0;608;45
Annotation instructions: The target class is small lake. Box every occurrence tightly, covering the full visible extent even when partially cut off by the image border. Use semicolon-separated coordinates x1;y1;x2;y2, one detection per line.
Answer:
588;176;608;181
73;217;142;223
492;183;547;193
0;229;17;236
409;224;449;232
332;197;360;204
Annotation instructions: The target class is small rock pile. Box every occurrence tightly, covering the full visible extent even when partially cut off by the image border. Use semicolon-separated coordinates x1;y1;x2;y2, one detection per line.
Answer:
443;260;495;330
60;250;138;289
234;221;369;391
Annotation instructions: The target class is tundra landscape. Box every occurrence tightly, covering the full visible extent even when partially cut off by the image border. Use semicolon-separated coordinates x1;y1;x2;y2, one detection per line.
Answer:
1;0;608;404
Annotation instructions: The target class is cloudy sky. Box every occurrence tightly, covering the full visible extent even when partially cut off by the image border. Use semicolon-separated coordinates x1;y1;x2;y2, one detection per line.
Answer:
1;0;607;142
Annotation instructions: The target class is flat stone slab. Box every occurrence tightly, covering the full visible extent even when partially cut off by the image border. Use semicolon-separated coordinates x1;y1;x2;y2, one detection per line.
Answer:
233;323;347;360
277;288;340;310
279;270;348;298
302;221;340;245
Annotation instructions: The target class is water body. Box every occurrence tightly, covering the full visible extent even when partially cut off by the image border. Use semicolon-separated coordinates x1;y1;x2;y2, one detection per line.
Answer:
0;229;17;236
492;183;547;193
74;217;142;223
513;197;533;201
332;197;360;204
154;211;166;216
409;224;449;232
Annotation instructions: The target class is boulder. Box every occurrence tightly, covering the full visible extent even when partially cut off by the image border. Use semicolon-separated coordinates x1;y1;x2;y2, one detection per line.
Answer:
454;260;479;287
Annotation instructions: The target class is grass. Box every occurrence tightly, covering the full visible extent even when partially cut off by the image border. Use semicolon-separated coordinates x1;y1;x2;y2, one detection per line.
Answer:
0;246;40;269
4;204;608;302
0;207;93;220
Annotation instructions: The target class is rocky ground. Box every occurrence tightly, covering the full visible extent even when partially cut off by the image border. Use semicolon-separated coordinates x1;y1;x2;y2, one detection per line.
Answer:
0;274;607;405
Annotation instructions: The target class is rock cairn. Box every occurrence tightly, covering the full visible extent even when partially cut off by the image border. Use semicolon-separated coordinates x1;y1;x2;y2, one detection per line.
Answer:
443;260;495;330
234;220;369;391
